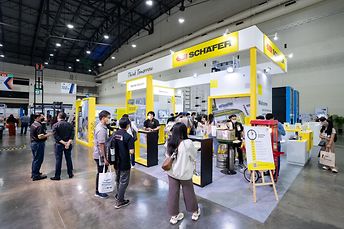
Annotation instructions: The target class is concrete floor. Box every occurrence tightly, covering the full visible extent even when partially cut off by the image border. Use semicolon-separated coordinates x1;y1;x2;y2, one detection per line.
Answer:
0;133;343;229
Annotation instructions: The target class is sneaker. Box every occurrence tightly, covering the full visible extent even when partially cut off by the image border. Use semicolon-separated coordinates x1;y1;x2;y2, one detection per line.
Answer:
32;175;47;181
322;166;329;170
192;207;201;221
331;168;338;173
69;174;74;179
94;192;109;199
170;213;184;225
115;199;130;209
131;165;135;169
50;177;61;181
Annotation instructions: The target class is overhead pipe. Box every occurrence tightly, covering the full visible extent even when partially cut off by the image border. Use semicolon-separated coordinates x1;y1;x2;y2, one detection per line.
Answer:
96;0;324;81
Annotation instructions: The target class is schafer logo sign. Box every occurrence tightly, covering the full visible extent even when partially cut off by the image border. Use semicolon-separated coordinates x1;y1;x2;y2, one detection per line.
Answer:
264;35;287;72
172;31;239;68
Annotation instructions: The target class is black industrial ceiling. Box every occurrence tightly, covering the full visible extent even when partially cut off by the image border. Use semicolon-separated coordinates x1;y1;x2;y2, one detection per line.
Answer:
0;0;185;74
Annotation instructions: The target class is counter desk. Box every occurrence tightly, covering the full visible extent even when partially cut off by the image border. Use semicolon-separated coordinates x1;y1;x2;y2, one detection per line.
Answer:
286;139;310;166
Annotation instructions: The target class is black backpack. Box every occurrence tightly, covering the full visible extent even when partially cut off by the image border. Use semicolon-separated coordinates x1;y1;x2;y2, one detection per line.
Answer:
106;133;116;165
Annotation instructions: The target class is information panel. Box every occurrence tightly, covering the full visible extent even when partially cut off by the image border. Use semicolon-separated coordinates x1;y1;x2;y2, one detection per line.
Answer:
244;126;275;171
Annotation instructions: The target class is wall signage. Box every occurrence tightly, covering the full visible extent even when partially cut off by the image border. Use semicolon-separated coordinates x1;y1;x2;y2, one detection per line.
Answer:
127;77;147;91
264;35;287;72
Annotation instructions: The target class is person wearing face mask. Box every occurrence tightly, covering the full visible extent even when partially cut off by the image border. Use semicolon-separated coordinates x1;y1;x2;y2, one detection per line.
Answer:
227;114;244;167
319;117;338;173
30;113;52;181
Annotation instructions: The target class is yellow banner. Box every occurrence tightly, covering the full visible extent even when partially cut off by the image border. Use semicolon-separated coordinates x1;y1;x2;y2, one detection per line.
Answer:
172;32;239;68
264;35;287;72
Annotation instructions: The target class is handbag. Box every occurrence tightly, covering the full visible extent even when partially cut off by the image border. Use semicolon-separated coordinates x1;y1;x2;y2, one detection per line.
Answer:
318;140;326;147
98;166;116;193
319;151;335;167
162;150;177;171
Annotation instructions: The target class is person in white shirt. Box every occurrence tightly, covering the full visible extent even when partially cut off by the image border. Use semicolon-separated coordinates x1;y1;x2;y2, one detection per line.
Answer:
122;114;138;168
319;117;338;173
165;122;200;225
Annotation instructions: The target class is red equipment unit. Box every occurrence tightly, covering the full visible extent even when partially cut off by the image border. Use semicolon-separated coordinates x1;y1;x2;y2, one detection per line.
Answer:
250;120;284;182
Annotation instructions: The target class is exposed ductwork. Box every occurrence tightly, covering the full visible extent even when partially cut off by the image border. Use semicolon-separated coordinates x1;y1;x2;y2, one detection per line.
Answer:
96;0;324;81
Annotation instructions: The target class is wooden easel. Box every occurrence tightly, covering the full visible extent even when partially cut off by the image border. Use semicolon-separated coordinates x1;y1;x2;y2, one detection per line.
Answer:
250;170;278;203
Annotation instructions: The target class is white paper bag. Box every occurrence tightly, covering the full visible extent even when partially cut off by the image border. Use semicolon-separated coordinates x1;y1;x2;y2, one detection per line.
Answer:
319;151;335;168
98;167;116;193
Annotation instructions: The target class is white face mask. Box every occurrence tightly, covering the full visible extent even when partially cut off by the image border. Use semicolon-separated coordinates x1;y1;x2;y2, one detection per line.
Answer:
232;120;237;124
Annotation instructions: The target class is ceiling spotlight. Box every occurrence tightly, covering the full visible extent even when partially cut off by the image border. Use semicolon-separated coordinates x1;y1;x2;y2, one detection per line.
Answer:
76;58;80;62
56;43;61;47
98;63;102;67
86;50;91;54
288;53;294;59
68;66;72;69
227;66;234;73
178;18;185;24
44;62;48;65
146;0;153;6
111;56;115;60
131;44;137;48
88;69;92;72
273;33;278;41
0;54;5;58
0;44;3;47
67;24;74;29
49;53;54;57
104;34;109;39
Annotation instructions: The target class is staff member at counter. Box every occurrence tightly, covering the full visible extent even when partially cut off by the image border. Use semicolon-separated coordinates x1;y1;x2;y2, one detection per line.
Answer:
143;111;161;132
227;114;244;167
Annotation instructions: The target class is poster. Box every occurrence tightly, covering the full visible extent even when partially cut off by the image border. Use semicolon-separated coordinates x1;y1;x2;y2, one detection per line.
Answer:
211;97;250;123
61;82;77;94
0;73;14;91
244;126;275;171
78;100;89;142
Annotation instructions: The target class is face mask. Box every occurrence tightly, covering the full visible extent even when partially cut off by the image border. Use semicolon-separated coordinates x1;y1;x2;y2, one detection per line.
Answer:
232;120;237;124
40;118;45;122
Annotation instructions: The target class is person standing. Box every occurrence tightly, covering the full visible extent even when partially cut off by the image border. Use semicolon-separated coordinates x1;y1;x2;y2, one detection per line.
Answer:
6;114;17;136
30;113;51;181
122;114;138;168
143;111;160;142
319;117;338;173
227;114;244;166
20;113;30;135
165;122;200;225
167;113;175;123
265;113;285;175
94;110;111;198
113;117;135;209
50;112;75;180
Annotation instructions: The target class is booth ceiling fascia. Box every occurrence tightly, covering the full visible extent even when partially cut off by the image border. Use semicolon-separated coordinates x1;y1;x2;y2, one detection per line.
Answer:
97;0;324;81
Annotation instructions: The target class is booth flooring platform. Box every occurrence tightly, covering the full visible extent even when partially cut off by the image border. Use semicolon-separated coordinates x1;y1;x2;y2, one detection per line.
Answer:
0;134;344;229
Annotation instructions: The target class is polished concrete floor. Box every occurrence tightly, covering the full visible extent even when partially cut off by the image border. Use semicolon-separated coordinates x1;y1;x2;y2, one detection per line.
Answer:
0;133;343;229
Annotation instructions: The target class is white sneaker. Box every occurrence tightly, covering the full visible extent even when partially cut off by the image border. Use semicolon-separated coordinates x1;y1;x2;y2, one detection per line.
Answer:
131;165;135;169
331;168;338;173
192;207;201;221
169;213;184;225
322;166;329;170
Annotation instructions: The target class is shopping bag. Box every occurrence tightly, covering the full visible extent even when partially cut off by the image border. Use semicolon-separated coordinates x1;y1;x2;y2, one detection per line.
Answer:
98;166;116;193
319;151;335;168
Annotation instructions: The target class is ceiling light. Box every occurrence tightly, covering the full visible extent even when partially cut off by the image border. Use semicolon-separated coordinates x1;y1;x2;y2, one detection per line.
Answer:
98;63;102;67
68;66;72;69
44;62;48;65
223;28;229;36
227;66;234;73
104;34;109;39
0;54;5;58
56;43;61;47
86;50;91;54
146;0;153;6
273;33;278;41
111;56;115;60
131;44;137;48
76;59;80;62
288;53;294;59
49;53;54;57
0;44;3;47
88;69;92;72
67;24;74;29
178;18;185;24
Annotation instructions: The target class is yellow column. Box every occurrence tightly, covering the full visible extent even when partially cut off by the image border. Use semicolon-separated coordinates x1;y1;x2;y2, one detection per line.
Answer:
87;97;96;147
146;75;154;113
250;47;257;120
75;99;81;140
208;97;212;115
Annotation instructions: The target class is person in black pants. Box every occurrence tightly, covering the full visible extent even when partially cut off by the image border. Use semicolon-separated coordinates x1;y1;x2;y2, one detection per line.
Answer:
227;114;244;167
30;113;52;181
51;112;75;180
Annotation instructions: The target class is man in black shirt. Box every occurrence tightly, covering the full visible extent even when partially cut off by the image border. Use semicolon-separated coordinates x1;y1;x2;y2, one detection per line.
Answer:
30;113;52;181
143;111;160;131
51;112;75;180
113;117;135;209
228;114;244;166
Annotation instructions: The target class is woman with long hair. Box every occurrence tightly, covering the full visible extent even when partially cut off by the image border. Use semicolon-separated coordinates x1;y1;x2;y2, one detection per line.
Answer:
165;122;200;225
319;117;338;173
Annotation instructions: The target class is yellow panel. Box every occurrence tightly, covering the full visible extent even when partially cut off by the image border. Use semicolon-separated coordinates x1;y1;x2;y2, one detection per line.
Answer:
135;158;148;166
87;97;96;148
158;124;166;144
250;48;257;120
210;80;218;89
264;35;287;72
192;175;201;186
139;144;147;149
146;75;154;113
258;84;263;95
172;32;239;68
247;161;275;171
